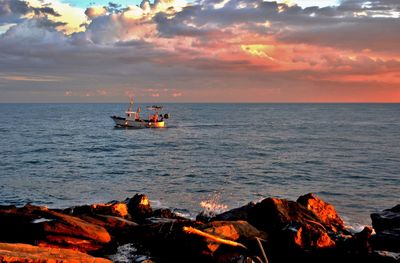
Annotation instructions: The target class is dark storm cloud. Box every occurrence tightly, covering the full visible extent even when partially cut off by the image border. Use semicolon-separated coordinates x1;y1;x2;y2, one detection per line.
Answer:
152;0;400;53
0;0;30;24
35;6;61;17
0;0;60;25
278;17;400;53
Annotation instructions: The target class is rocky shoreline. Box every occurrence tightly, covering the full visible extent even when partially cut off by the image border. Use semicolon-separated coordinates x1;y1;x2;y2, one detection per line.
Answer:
0;193;399;263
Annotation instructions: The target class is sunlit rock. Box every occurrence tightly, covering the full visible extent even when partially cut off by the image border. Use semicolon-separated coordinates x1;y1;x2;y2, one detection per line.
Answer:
0;204;111;253
91;202;129;218
198;220;267;253
297;193;345;233
126;194;153;222
292;224;335;249
64;201;129;218
0;242;111;263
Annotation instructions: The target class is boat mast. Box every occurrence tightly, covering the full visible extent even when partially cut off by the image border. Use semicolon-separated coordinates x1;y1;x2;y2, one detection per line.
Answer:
126;96;134;117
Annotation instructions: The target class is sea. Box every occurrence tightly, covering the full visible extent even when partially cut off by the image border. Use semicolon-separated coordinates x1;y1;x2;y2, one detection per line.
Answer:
0;103;399;228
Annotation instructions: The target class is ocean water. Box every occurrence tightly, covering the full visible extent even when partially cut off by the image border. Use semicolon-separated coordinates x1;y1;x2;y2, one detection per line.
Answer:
0;103;399;227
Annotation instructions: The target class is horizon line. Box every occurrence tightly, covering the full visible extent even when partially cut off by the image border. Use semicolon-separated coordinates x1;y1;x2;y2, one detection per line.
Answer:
1;102;399;104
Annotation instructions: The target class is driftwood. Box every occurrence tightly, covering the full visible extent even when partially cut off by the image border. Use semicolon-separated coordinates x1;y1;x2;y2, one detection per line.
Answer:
256;237;269;263
183;226;247;249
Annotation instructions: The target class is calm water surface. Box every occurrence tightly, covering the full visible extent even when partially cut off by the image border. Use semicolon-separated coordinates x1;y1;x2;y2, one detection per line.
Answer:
0;103;399;227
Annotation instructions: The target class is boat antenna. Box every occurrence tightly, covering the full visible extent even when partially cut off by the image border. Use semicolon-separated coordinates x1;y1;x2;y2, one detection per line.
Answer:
127;96;134;112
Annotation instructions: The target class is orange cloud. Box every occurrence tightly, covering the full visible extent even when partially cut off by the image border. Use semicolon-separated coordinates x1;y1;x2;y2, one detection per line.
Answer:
1;0;399;102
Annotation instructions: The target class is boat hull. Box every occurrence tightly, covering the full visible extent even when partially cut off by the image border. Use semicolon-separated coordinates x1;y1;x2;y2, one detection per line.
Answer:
111;116;165;128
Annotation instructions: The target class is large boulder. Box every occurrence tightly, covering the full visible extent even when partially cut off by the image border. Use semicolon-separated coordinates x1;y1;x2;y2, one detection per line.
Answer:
0;242;111;263
371;204;400;252
38;209;111;244
371;205;400;232
126;194;153;223
248;197;336;250
297;193;345;233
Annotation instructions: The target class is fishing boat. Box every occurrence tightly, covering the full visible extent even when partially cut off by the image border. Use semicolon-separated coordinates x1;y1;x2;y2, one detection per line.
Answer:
111;98;169;128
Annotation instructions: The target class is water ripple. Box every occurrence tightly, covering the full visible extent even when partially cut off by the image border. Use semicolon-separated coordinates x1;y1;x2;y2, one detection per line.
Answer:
0;103;399;226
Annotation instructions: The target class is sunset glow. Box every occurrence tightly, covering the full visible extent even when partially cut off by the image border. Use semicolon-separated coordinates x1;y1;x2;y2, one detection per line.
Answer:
0;0;399;102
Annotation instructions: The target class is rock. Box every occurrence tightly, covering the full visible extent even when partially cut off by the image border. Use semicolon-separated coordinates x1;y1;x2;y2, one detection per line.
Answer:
2;194;399;263
196;211;216;223
371;204;400;252
247;197;336;249
0;242;111;263
63;205;93;216
91;203;129;218
129;220;215;262
64;202;129;218
152;208;186;220
0;204;111;253
212;202;256;222
297;193;345;233
370;251;400;263
109;243;155;263
291;223;336;249
198;220;267;253
371;229;400;252
37;235;105;253
371;204;400;232
0;205;43;244
81;214;138;230
126;194;153;223
208;195;341;253
342;226;373;254
39;209;112;245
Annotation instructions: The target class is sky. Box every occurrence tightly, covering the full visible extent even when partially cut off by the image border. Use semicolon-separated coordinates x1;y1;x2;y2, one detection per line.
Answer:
0;0;399;102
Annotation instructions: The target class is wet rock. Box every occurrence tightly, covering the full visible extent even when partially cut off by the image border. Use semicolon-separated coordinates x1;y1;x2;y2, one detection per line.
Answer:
152;208;186;220
297;193;346;233
63;204;93;215
212;202;256;222
110;243;155;263
196;210;216;223
0;242;111;263
342;226;373;254
371;204;400;252
371;229;400;252
371;204;400;232
370;251;400;263
126;194;153;223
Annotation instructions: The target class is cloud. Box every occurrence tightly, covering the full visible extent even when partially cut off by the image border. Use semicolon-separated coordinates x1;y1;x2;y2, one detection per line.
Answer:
85;6;107;19
0;0;59;24
0;0;399;102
